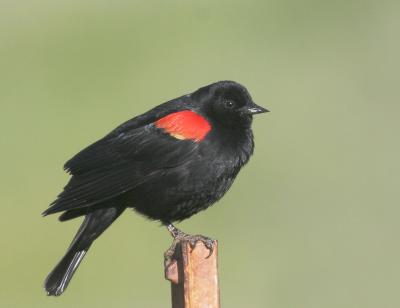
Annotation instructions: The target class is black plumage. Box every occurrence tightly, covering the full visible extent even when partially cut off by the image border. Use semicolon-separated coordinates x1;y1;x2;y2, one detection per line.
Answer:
43;80;268;296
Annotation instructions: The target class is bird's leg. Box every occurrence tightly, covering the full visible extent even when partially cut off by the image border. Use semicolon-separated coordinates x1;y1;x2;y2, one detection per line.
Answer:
167;223;185;238
167;224;215;250
164;224;182;268
164;223;215;268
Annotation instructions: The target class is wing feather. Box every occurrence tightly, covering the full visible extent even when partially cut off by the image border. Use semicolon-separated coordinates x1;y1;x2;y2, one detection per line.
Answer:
43;121;199;216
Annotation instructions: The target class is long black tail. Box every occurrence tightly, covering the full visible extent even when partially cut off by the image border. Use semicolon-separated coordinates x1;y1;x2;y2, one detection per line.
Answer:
44;206;125;296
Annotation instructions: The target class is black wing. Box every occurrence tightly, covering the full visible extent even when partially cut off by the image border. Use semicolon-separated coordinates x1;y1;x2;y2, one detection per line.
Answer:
43;100;199;216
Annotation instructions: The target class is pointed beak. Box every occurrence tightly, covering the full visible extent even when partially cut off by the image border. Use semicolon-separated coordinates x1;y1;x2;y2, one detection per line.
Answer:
246;102;269;115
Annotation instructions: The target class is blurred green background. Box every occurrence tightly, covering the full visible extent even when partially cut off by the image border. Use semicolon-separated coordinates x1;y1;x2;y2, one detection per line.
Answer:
1;0;399;307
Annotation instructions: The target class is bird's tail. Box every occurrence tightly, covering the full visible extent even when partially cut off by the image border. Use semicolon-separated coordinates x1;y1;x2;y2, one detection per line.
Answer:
44;206;125;296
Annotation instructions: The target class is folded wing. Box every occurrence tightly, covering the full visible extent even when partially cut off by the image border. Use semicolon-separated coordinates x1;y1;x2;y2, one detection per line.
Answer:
43;122;199;216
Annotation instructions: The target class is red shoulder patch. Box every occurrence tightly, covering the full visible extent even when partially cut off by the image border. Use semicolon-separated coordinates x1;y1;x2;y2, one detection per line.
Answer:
155;110;211;142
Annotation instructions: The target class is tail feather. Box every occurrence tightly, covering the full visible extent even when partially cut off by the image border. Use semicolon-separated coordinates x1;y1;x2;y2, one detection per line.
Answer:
44;245;89;296
44;206;124;296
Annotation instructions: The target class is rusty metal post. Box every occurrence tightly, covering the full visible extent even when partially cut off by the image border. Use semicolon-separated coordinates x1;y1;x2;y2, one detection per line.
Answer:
165;240;220;308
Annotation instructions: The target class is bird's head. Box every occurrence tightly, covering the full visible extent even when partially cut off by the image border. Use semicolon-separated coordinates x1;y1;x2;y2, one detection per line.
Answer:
191;81;268;128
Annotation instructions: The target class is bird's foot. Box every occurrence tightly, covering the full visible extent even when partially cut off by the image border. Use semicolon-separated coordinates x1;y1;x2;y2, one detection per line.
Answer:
164;224;216;268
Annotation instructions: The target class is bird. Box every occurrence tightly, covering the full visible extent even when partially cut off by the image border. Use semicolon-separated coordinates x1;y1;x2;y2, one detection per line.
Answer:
42;80;268;296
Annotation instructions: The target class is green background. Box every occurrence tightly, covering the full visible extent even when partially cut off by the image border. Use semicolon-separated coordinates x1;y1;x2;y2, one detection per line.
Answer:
1;1;399;307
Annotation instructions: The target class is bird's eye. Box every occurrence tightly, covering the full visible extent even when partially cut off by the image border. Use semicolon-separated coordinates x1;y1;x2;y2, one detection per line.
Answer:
224;100;235;109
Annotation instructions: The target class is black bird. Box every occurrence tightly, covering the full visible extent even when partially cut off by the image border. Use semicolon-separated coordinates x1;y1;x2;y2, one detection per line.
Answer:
43;80;268;296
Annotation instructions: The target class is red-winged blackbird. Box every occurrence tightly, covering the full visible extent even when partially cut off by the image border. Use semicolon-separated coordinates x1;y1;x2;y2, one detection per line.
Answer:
43;80;268;296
